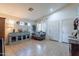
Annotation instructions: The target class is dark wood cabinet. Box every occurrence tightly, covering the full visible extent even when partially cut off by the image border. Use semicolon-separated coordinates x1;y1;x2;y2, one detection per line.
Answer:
0;39;3;56
69;39;79;56
0;38;5;56
0;17;5;39
0;17;5;56
71;43;79;56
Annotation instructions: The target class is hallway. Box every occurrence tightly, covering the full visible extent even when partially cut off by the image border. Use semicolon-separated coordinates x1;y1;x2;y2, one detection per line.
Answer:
5;40;70;56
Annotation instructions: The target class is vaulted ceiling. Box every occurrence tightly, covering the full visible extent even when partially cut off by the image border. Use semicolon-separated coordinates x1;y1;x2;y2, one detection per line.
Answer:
0;3;68;20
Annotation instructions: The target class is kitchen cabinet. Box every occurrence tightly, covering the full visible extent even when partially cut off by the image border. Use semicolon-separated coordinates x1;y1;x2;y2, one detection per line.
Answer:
69;39;79;56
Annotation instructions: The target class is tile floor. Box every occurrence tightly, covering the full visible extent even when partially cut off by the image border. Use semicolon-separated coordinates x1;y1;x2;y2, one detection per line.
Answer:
5;39;70;56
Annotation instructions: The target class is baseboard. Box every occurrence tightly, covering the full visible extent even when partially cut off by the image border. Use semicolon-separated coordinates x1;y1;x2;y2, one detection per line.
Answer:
49;39;59;42
49;39;70;44
62;42;70;44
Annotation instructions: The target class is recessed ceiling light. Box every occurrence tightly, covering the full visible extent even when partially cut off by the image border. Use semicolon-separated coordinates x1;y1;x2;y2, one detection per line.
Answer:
50;8;53;12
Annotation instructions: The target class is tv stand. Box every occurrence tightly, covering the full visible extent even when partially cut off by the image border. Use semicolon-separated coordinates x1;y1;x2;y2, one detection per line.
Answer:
8;32;30;44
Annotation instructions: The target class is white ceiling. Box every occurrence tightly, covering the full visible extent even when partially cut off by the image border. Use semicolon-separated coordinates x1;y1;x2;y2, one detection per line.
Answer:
0;3;68;20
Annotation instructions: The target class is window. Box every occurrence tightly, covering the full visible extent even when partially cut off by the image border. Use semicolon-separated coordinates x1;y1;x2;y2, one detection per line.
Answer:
37;22;46;32
37;23;42;31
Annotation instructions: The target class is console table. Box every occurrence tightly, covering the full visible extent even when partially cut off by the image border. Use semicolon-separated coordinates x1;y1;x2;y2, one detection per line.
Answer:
8;32;30;44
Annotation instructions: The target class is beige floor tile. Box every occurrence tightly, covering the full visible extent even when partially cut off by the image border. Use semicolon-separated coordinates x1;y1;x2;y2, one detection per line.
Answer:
5;40;69;56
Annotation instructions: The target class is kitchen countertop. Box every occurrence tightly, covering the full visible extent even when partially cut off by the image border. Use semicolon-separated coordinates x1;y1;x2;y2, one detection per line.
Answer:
69;36;79;44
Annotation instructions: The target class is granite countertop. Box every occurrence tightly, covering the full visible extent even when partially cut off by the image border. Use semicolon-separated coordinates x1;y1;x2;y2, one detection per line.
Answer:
69;36;79;44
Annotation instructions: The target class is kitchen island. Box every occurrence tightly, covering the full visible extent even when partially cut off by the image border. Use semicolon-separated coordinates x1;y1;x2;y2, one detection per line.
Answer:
69;37;79;56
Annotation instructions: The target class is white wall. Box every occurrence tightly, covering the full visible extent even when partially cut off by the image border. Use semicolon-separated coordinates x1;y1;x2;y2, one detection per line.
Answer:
16;20;28;32
36;4;79;43
58;4;78;42
15;19;35;33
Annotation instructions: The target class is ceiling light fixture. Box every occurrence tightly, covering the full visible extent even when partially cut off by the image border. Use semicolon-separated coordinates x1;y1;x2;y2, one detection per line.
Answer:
28;7;34;12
